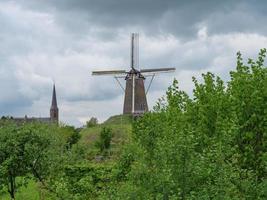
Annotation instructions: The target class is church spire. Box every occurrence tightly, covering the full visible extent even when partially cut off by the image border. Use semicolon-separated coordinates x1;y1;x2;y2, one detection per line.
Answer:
51;84;58;108
50;84;59;123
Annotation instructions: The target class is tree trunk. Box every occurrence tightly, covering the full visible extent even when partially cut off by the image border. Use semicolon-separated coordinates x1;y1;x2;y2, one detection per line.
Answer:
8;175;16;200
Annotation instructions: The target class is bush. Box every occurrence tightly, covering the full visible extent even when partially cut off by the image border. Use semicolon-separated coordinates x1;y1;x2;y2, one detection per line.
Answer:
95;127;113;153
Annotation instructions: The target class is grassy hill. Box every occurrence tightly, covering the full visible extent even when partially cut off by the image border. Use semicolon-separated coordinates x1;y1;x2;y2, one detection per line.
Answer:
103;114;132;125
79;114;133;161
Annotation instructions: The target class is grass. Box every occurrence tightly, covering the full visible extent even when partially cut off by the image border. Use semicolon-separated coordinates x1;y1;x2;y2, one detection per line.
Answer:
0;180;39;200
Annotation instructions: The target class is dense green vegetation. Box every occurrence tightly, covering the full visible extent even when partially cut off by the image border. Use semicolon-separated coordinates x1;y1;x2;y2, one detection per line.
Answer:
0;50;266;199
112;49;267;199
0;115;132;200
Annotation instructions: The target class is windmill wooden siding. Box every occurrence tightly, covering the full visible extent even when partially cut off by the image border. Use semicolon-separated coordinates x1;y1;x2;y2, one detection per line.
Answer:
123;76;148;114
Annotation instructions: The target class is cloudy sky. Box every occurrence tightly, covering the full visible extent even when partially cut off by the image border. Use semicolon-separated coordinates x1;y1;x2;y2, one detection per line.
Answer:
0;0;266;126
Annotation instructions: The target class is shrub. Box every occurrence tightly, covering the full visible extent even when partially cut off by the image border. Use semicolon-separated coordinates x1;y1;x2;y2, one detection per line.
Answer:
95;127;113;153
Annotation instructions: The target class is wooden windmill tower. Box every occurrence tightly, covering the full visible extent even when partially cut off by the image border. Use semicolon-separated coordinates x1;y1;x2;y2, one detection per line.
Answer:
92;33;175;115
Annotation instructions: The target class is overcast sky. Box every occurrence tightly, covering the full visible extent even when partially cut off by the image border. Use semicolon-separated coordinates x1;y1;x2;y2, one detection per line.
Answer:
0;0;266;126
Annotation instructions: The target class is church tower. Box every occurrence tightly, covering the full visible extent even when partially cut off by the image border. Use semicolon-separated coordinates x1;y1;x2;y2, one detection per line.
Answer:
50;84;59;123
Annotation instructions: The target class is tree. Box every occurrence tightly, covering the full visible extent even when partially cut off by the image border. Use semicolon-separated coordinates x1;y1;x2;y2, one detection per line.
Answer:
0;121;65;200
228;49;267;197
86;117;98;128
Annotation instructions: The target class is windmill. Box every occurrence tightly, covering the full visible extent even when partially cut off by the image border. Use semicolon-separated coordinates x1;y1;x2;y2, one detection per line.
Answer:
92;33;175;116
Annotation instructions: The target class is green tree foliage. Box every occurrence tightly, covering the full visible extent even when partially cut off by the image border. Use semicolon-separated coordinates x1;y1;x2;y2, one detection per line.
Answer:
51;163;114;200
59;125;81;149
0;121;65;200
112;49;267;199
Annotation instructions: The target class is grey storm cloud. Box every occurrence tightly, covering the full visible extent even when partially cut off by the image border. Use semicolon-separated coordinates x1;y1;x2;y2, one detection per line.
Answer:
0;66;32;113
0;0;267;126
16;0;267;39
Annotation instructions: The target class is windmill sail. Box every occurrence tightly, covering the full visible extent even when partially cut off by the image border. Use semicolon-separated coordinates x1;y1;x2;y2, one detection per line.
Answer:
92;70;127;76
140;67;176;74
131;33;139;70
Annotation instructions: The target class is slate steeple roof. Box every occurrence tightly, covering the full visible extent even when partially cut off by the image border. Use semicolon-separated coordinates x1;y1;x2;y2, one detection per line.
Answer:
50;84;58;109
